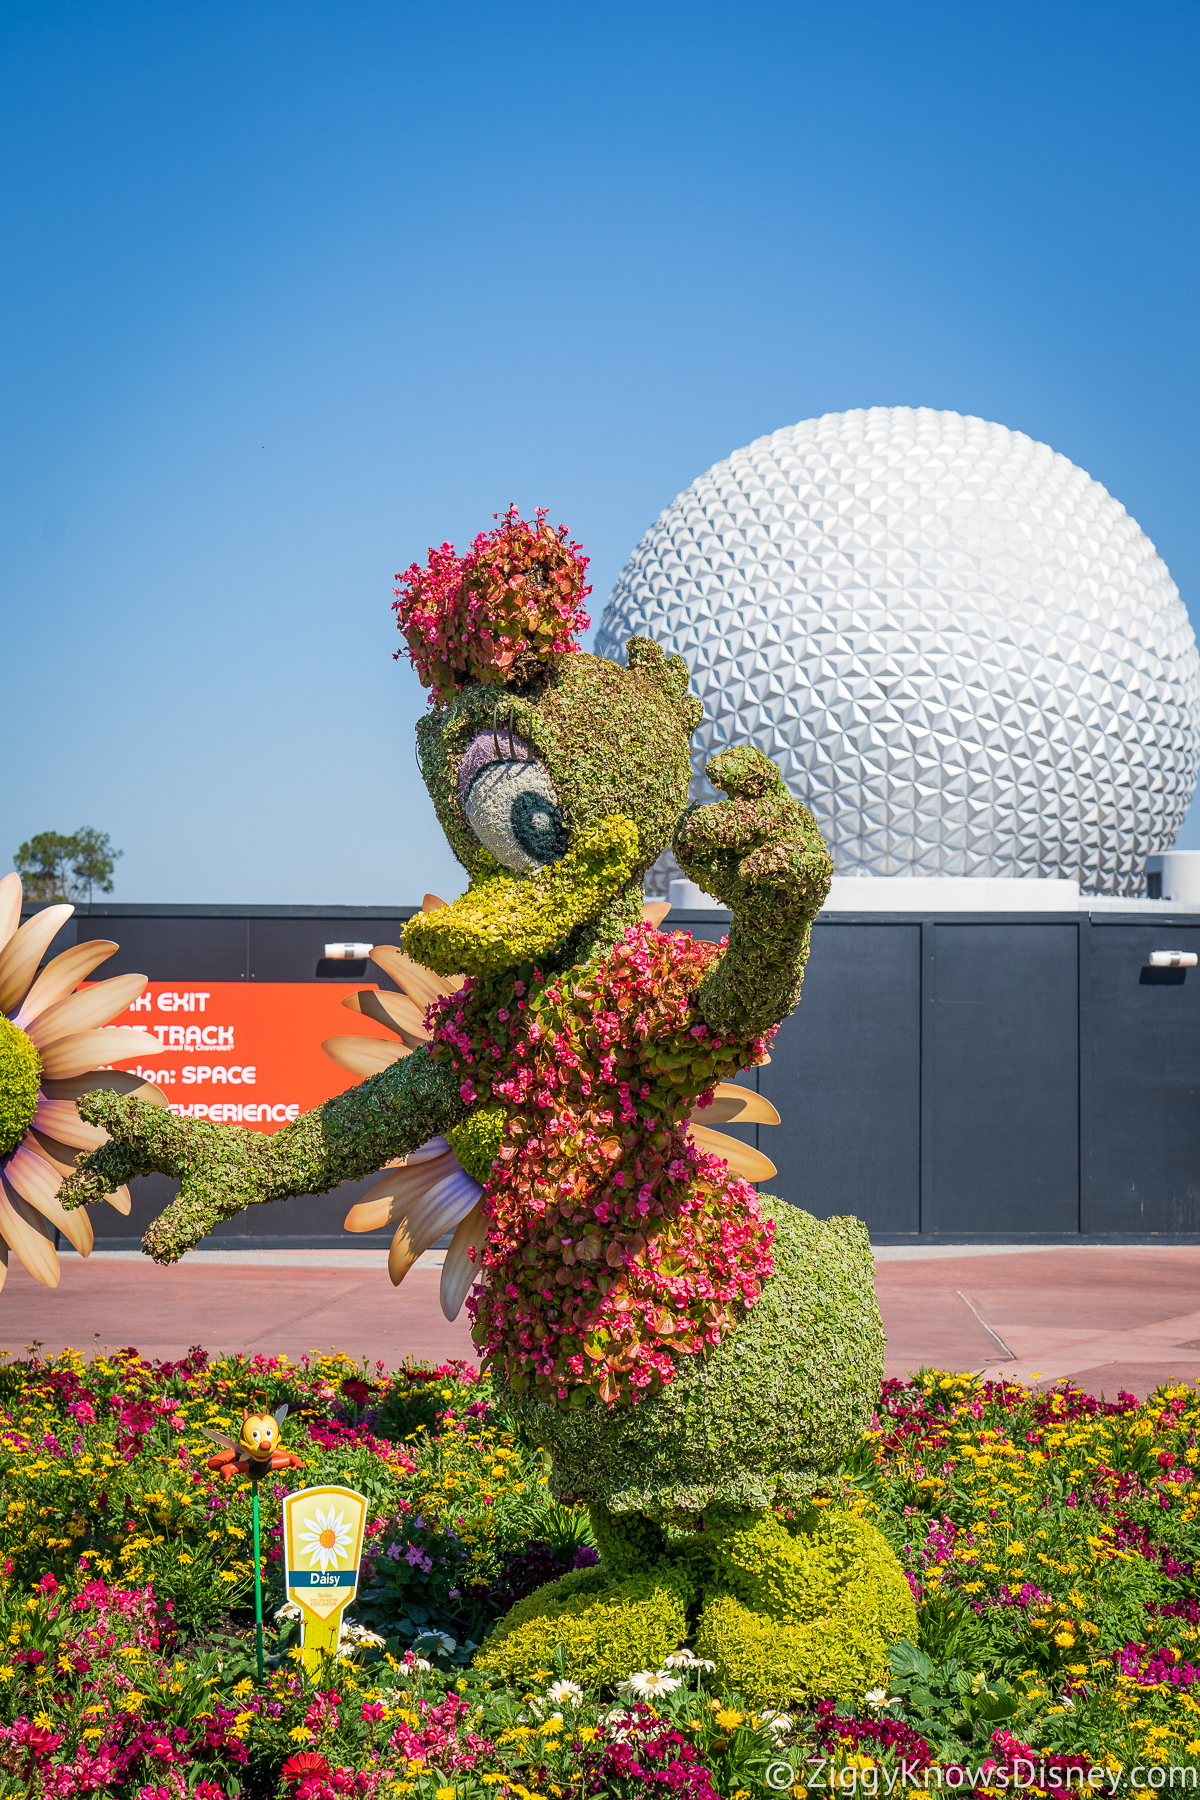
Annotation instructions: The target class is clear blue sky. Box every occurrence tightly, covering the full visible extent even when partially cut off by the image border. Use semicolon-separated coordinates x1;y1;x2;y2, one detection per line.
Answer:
4;1;1198;902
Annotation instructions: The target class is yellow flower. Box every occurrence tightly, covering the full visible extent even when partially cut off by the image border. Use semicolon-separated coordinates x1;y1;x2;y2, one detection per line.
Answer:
289;1726;313;1742
0;1668;12;1682
82;1728;104;1741
1054;1632;1076;1648
437;1789;457;1800
578;1727;598;1743
232;1677;253;1698
714;1708;744;1730
120;1692;145;1712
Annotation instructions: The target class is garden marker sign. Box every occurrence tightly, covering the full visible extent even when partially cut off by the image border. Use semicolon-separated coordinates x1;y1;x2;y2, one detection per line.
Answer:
282;1484;367;1670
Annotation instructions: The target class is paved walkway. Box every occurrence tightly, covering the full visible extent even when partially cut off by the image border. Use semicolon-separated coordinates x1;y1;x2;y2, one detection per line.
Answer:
3;1243;1200;1399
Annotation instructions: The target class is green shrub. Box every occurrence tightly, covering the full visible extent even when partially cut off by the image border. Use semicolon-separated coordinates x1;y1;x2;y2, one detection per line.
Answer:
697;1591;887;1706
474;1562;692;1688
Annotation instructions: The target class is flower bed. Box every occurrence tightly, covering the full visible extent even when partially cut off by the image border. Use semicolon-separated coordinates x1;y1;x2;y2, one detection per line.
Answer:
2;1348;1199;1796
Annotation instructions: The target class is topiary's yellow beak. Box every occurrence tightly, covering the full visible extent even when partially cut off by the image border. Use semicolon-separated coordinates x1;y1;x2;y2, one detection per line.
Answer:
402;815;641;978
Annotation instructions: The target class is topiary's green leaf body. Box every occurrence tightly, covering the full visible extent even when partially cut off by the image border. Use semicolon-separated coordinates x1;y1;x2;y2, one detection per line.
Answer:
492;1204;883;1520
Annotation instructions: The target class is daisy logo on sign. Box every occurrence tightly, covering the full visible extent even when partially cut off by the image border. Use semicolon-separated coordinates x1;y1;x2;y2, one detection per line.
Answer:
282;1484;367;1668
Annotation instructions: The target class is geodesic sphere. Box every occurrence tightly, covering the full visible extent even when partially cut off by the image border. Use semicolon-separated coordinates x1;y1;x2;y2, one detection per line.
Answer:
597;407;1200;895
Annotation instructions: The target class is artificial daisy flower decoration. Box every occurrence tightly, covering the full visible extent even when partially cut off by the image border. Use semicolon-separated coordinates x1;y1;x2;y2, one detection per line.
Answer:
323;897;486;1320
0;871;165;1289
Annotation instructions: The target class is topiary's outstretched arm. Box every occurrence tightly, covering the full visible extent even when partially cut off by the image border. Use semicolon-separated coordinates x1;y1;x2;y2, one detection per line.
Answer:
672;746;833;1042
57;1046;467;1264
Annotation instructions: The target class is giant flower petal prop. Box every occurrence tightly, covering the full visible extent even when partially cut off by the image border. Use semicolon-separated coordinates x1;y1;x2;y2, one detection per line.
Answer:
0;872;166;1289
324;896;483;1320
325;894;781;1325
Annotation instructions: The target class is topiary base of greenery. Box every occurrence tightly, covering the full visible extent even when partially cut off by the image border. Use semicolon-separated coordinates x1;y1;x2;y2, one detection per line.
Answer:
694;1506;918;1706
474;1503;915;1704
491;1203;885;1522
473;1561;693;1689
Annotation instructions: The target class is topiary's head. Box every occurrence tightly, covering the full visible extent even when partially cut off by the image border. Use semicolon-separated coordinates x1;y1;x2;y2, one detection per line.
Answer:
394;512;701;978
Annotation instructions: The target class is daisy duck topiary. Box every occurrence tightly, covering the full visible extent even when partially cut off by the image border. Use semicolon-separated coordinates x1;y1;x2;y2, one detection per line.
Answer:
61;505;915;1703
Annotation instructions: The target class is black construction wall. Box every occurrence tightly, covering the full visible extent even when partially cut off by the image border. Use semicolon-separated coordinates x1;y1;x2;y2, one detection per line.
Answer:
672;909;1200;1241
24;903;1200;1244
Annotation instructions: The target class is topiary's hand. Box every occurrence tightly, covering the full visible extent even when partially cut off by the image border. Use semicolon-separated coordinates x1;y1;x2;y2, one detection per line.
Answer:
59;1091;270;1263
673;746;832;923
57;1045;467;1264
673;747;833;1042
57;1093;178;1206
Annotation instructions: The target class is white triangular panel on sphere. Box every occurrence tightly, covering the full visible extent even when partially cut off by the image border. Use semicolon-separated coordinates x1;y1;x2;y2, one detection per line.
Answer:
598;407;1200;897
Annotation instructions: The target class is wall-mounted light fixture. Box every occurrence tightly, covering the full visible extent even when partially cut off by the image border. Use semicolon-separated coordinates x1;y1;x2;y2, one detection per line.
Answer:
324;942;374;960
1146;950;1198;969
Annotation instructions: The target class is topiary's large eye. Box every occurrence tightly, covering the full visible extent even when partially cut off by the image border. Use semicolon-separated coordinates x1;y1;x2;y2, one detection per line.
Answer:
464;760;569;871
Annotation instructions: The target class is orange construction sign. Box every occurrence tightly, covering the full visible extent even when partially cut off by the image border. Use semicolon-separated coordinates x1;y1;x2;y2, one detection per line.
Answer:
92;981;399;1133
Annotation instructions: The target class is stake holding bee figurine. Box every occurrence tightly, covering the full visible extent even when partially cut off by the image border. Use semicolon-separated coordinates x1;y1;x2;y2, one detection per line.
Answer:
200;1403;305;1681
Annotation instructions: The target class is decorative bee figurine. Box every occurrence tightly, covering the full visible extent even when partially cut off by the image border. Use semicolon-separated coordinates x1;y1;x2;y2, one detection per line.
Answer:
201;1403;305;1484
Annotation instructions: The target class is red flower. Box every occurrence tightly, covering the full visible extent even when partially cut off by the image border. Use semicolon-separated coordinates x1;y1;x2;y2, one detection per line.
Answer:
393;505;590;700
22;1723;63;1754
283;1751;333;1782
341;1378;376;1406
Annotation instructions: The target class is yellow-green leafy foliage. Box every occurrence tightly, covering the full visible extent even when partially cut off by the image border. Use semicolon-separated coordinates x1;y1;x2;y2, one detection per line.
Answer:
0;1015;40;1158
474;1563;692;1689
695;1507;917;1705
402;816;641;979
707;1505;914;1628
698;1589;889;1707
446;1101;508;1184
698;1512;913;1706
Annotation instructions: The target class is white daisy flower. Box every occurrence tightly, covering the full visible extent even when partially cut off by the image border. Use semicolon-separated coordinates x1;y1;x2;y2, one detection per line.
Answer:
546;1680;584;1705
758;1710;794;1738
622;1669;682;1700
341;1622;387;1646
662;1649;701;1669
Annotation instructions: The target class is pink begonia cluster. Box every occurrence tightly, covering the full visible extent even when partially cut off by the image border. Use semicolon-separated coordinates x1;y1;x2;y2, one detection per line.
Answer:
387;1688;497;1771
393;504;591;701
430;922;776;1407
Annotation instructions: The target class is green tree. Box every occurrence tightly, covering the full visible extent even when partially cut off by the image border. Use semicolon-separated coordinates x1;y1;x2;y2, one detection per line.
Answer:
13;828;123;906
